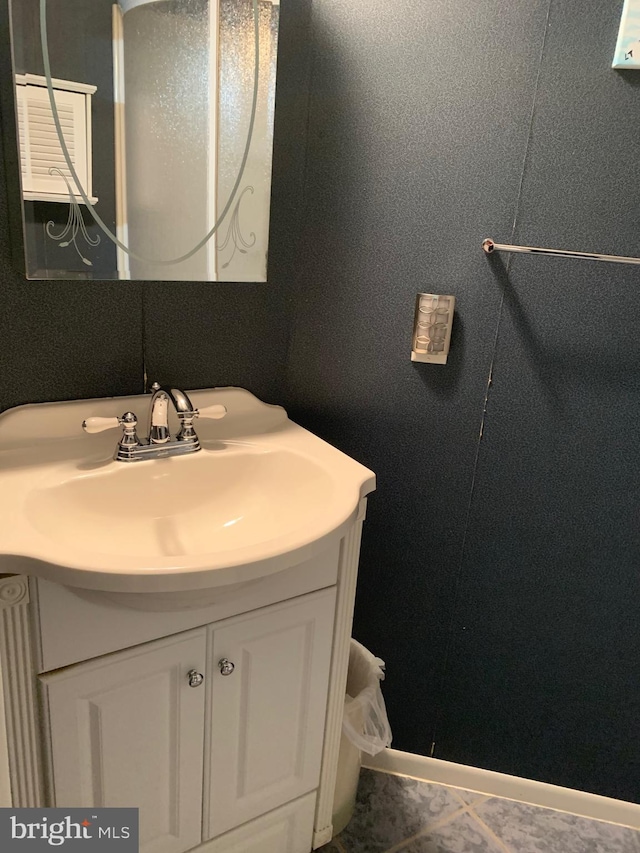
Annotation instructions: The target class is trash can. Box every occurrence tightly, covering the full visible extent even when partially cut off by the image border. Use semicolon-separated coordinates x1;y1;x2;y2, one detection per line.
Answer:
332;639;392;836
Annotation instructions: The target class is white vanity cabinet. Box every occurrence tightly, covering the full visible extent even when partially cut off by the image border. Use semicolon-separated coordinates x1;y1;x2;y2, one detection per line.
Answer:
204;591;335;839
40;589;336;853
41;629;208;853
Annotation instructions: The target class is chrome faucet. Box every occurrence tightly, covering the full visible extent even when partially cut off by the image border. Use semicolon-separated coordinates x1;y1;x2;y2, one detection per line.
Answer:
82;382;227;462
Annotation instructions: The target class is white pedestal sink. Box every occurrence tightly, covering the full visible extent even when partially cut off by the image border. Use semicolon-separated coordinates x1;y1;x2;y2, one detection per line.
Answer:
0;388;375;609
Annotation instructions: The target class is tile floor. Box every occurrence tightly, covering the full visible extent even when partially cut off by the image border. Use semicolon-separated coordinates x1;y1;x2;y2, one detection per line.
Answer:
320;768;640;853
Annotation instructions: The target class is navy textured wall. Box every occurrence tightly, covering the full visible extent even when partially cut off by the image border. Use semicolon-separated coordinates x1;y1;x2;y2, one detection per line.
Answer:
435;1;640;800
2;0;640;804
284;0;640;801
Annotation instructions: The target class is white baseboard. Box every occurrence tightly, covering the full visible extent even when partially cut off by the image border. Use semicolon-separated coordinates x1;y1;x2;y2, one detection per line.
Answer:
363;749;640;830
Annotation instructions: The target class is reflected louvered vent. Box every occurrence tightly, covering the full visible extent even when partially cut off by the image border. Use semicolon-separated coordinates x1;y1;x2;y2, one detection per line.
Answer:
15;76;96;203
28;99;76;180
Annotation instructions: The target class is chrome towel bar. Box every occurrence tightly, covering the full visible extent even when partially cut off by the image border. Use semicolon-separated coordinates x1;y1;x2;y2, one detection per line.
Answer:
482;238;640;267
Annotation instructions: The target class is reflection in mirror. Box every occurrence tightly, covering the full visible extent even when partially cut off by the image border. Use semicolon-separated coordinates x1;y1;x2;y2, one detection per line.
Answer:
7;0;279;281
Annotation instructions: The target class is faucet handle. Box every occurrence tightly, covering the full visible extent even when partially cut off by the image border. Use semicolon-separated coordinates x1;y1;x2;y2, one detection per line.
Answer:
195;404;227;421
83;411;139;444
82;416;123;434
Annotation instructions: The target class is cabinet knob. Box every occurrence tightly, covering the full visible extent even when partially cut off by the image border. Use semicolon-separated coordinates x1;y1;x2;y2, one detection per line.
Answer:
187;669;204;688
218;658;235;676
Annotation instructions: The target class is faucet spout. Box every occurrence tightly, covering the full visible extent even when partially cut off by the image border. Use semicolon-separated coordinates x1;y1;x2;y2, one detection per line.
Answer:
148;383;196;444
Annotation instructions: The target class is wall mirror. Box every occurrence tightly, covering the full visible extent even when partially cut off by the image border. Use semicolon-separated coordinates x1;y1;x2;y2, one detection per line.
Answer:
5;0;279;281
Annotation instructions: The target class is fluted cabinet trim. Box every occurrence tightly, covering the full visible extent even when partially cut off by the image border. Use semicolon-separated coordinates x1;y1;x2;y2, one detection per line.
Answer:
0;576;44;807
0;576;30;609
313;501;366;848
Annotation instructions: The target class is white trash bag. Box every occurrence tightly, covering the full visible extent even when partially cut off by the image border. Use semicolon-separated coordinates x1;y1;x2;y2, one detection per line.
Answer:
342;639;392;755
332;640;392;836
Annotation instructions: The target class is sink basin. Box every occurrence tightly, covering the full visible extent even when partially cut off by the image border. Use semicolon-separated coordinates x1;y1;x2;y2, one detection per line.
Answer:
0;388;375;609
27;447;334;559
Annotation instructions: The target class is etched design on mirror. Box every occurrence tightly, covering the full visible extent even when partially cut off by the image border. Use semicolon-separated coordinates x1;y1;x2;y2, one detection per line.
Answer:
218;185;256;270
6;0;280;280
38;0;261;271
40;0;260;266
45;168;101;267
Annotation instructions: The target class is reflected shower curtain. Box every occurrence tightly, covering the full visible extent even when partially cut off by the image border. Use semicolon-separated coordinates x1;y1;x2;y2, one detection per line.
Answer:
121;0;278;282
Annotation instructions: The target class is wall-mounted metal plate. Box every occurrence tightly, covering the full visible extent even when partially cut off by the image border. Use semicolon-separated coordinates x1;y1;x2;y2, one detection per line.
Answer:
411;293;455;365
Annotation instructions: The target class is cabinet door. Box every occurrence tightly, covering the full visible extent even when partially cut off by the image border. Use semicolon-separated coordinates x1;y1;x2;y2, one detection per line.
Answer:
41;629;207;853
205;588;336;839
200;793;316;853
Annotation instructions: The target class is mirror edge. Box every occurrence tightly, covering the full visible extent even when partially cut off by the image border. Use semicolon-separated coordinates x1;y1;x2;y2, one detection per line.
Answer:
0;1;28;277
